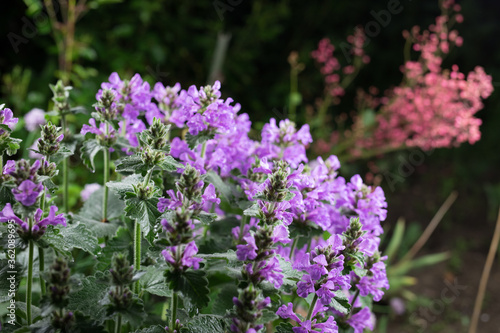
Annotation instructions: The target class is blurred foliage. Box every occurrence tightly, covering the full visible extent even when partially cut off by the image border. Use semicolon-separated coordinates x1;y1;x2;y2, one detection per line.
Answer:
1;0;499;216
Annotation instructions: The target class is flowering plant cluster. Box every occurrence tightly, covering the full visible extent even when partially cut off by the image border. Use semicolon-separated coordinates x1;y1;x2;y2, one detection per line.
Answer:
0;70;389;333
309;0;493;160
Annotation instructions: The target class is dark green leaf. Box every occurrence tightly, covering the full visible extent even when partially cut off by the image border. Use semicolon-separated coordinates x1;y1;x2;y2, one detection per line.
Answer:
157;155;183;172
67;275;109;323
181;315;229;333
107;174;142;199
140;265;172;297
41;223;100;255
80;139;105;172
329;294;351;314
196;211;217;225
49;143;74;164
276;322;295;333
125;196;161;243
166;269;210;311
185;131;214;150
132;325;167;333
243;203;261;218
115;155;148;174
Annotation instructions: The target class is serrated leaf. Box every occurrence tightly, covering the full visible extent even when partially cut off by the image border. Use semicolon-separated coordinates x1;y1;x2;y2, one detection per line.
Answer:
50;143;74;164
95;227;133;270
276;322;295;333
125;196;161;243
210;283;238;315
329;293;351;314
140;265;172;297
0;184;14;206
115;155;148;174
73;187;124;237
185;131;214;150
182;315;228;333
166;269;210;310
41;223;99;255
107;174;142;199
196;211;217;225
80;139;105;172
133;325;167;333
277;255;304;290
243;203;261;218
157;155;183;172
67;275;109;323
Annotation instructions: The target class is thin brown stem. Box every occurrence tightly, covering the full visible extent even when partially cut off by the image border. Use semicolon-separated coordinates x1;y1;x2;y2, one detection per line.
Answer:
400;191;458;262
468;206;500;333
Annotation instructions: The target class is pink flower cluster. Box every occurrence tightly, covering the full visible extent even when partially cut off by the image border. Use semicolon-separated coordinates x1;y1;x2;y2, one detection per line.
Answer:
312;0;493;155
311;28;370;104
363;1;493;151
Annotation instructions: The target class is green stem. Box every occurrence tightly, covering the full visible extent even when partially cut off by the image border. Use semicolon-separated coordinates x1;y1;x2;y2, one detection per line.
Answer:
115;314;122;333
39;247;46;296
103;147;110;222
27;218;34;325
170;292;178;330
347;289;360;319
133;220;141;294
306;293;318;322
200;141;207;158
61;114;69;213
289;236;299;260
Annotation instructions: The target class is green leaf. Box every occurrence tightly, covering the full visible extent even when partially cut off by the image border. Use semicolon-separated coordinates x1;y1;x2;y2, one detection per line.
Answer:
73;188;124;237
0;184;14;206
277;255;304;291
50;142;74;164
166;269;210;311
210;283;238;315
67;275;109;323
243;203;261;218
80;139;105;172
276;322;295;333
95;227;133;270
107;174;142;199
115;155;148;174
329;294;351;314
125;196;161;243
157;155;183;172
196;211;217;225
181;315;229;333
140;265;172;297
384;218;405;262
0;136;22;156
132;325;167;333
185;131;214;150
41;223;100;255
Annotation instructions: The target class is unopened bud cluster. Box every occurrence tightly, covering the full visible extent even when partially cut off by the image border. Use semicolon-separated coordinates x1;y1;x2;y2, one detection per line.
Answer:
48;257;74;331
37;122;63;156
108;253;134;310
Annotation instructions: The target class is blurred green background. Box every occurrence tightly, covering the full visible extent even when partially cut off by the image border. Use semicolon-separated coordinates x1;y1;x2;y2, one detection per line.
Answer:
1;0;500;331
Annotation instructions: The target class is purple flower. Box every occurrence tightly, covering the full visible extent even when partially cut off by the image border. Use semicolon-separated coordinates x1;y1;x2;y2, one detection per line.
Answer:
3;160;16;175
236;234;258;261
162;241;201;270
202;184;220;205
158;190;183;213
81;183;101;202
276;303;301;323
12;180;43;206
0;203;66;235
271;224;291;244
346;307;374;333
0;107;18;135
297;274;315;298
24;108;46;131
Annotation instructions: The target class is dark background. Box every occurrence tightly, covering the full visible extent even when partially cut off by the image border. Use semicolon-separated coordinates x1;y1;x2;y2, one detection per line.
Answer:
1;0;500;331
